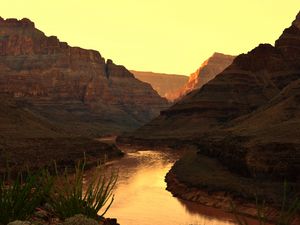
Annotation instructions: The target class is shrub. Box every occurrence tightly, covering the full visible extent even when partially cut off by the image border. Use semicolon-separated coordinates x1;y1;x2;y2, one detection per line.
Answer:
0;171;53;225
50;160;118;219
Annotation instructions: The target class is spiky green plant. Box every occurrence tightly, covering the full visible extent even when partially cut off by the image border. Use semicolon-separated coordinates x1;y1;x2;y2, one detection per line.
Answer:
276;182;300;225
50;160;118;219
0;170;53;225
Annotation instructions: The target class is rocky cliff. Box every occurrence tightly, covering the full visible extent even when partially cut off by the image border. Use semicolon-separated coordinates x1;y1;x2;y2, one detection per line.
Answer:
0;17;168;173
121;11;300;183
177;53;235;99
0;17;168;136
130;70;188;101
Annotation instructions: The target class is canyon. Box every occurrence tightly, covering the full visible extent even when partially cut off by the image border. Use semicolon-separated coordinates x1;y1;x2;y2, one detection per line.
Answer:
119;11;300;208
131;53;235;102
1;10;300;223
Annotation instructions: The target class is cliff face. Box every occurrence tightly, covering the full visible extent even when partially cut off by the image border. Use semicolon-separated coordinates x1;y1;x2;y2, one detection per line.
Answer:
130;70;188;101
124;12;300;181
0;17;168;135
131;54;235;102
177;53;235;98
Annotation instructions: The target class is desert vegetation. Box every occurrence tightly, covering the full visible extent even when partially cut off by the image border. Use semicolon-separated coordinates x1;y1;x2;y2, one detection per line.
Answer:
0;160;117;225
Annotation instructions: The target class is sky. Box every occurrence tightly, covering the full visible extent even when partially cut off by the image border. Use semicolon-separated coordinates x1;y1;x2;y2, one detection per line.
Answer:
1;0;299;75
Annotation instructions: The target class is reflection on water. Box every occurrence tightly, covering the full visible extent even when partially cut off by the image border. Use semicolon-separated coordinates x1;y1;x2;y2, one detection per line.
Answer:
88;149;237;225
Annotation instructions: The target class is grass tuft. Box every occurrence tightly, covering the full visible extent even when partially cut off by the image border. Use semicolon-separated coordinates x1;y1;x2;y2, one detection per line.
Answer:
0;170;53;225
49;160;118;219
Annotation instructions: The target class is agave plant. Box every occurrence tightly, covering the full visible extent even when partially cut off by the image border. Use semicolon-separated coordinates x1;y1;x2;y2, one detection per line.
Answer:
0;170;53;225
50;160;118;219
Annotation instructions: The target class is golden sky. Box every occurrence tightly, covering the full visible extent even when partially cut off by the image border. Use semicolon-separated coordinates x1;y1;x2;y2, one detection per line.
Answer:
1;0;299;75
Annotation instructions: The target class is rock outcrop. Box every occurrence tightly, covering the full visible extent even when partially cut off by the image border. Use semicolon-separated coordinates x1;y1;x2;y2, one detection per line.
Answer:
0;17;168;136
8;214;120;225
177;53;235;99
121;11;300;183
130;70;188;101
62;214;119;225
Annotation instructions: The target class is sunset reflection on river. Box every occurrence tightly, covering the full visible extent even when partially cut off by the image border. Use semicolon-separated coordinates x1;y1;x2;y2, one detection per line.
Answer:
87;149;239;225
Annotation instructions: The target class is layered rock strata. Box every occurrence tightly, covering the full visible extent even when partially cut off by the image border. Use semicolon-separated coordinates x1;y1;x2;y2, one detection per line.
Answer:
0;17;168;136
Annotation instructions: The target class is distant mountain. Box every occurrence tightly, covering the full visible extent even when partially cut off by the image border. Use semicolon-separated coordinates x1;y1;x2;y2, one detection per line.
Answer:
121;11;300;183
177;53;235;99
130;70;188;101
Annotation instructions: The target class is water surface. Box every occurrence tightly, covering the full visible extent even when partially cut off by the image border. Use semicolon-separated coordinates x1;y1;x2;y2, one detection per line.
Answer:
92;148;240;225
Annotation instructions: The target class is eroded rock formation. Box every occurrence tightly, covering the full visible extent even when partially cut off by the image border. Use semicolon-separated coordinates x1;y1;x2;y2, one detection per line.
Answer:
0;17;168;136
177;53;235;99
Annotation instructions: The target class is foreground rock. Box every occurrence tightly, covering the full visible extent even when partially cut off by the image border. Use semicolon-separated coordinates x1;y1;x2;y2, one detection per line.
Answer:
62;214;119;225
8;222;31;225
119;11;300;206
8;214;119;225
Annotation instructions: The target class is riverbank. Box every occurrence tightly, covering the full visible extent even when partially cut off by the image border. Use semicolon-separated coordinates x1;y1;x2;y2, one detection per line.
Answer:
99;148;240;225
0;137;122;225
0;137;124;176
165;151;300;223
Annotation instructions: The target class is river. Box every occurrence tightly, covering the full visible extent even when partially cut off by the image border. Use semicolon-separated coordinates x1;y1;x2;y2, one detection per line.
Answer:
87;145;247;225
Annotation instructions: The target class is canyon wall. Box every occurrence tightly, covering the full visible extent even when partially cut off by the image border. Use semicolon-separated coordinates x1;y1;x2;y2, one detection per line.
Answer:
177;53;235;99
0;17;168;136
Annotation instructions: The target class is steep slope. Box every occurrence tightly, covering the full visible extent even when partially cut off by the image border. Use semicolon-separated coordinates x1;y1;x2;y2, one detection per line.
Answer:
127;43;292;139
177;53;235;98
197;78;300;181
202;12;300;180
0;17;168;136
0;94;63;139
121;11;300;182
0;94;123;175
130;70;188;101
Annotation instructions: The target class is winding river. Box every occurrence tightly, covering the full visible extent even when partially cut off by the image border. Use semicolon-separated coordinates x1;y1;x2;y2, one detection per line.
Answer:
85;140;258;225
90;145;245;225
